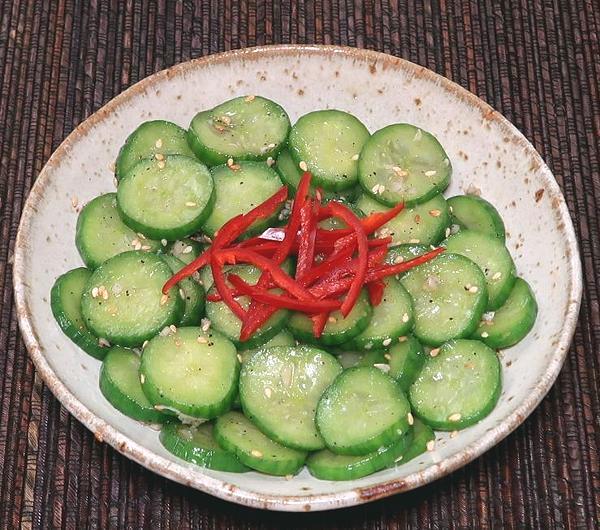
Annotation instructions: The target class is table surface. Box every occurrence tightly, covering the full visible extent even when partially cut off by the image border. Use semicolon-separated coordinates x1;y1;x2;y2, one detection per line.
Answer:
1;0;599;528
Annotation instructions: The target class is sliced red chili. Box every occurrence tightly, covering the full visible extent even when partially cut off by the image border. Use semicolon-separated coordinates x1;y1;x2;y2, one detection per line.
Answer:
311;313;329;338
366;280;386;306
161;248;211;295
210;254;247;320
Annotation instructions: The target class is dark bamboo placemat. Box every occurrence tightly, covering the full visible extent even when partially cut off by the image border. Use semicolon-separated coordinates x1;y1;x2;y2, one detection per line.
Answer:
0;1;598;528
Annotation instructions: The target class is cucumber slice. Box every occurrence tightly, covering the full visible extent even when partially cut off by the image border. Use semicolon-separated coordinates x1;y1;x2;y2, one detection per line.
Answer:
335;349;387;369
238;329;296;361
393;418;434;465
187;96;290;165
307;427;413;481
316;367;411;455
318;200;364;230
400;253;488;346
214;411;307;476
50;268;107;359
169;238;203;265
159;422;249;472
341;277;413;351
240;345;342;451
288;110;370;191
409;339;501;430
275;148;360;202
287;290;372;346
205;265;289;348
81;251;183;347
117;155;214;241
75;193;162;270
115;120;195;180
201;161;283;238
385;243;430;267
447;195;506;241
472;278;537;348
99;346;169;423
140;326;239;419
355;193;450;246
160;255;205;326
388;335;426;391
443;230;516;310
358;123;451;206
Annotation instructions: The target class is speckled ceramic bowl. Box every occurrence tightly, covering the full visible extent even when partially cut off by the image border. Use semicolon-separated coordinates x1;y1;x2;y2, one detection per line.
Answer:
13;45;582;512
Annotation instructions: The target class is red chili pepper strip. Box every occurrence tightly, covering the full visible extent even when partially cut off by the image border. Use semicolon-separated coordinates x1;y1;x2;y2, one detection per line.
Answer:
161;248;211;295
210;255;247;320
366;280;386;306
299;245;355;286
320;202;368;317
311;313;329;338
295;199;318;281
227;274;341;312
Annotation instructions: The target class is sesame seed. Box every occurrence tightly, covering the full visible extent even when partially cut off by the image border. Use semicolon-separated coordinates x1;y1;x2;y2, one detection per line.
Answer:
398;336;408;342
383;338;392;347
424;170;437;177
201;318;211;332
430;348;440;357
113;177;118;188
394;455;404;463
285;474;293;480
481;331;489;338
492;271;502;280
392;166;408;177
450;430;458;438
299;160;308;172
414;129;422;141
402;313;410;323
384;353;391;360
220;115;232;125
426;440;435;451
71;196;79;208
251;449;263;458
185;201;197;207
142;340;149;349
409;238;420;244
394;255;404;264
157;161;165;169
266;156;275;166
98;337;111;348
264;387;272;398
414;214;422;223
464;283;472;290
227;158;234;167
155;138;163;148
91;287;99;298
429;209;441;217
328;316;337;323
161;239;168;247
267;143;276;149
448;413;462;422
102;289;109;300
244;94;256;102
445;227;451;237
109;162;116;172
237;354;243;363
179;289;185;299
443;158;450;166
351;153;360;161
468;285;479;293
155;153;165;161
140;374;145;384
197;336;208;344
160;294;169;306
182;245;193;254
374;363;390;373
407;412;414;425
169;324;177;333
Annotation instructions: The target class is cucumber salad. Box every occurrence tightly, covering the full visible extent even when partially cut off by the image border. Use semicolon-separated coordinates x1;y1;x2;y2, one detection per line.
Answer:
51;95;537;481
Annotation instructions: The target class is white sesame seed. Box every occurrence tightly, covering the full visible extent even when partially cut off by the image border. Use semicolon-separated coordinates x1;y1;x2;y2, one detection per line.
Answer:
407;412;414;425
237;354;243;363
201;318;211;332
266;156;275;166
98;337;111;348
445;227;451;238
113;177;118;188
430;348;440;357
285;474;293;480
182;245;193;254
102;289;109;300
197;336;208;344
424;170;437;177
267;143;276;149
392;166;408;177
179;288;186;299
155;153;165;161
220;115;232;125
429;209;441;217
398;336;407;342
227;157;234;167
185;201;197;207
245;94;256;102
109;161;116;172
409;238;420;244
426;440;435;451
481;331;489;338
251;449;263;458
351;153;360;161
71;196;79;208
374;363;390;373
169;324;177;334
450;430;458;438
382;338;392;347
394;255;404;264
91;287;99;298
155;138;163;148
448;413;462;422
299;160;308;172
328;316;337;323
443;158;450;166
402;313;410;323
264;387;272;399
160;294;169;306
161;239;168;247
140;374;145;384
157;160;165;169
142;340;149;349
468;285;479;293
384;353;391;360
394;455;404;463
492;271;502;280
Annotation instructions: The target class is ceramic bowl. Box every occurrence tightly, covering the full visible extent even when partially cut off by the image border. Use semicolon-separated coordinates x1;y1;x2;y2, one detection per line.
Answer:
13;45;582;512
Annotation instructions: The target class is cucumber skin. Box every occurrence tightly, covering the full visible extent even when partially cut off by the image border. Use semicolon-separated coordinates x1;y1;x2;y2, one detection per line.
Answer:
448;195;506;242
160;254;205;327
159;423;249;472
50;268;107;360
388;336;427;391
392;419;434;466
99;348;170;423
307;428;414;481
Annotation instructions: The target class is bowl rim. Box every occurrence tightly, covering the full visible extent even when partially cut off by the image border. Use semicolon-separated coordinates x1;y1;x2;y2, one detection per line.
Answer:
12;44;582;512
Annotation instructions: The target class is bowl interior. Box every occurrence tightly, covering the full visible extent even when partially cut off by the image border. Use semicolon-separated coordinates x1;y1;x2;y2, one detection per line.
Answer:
14;46;581;511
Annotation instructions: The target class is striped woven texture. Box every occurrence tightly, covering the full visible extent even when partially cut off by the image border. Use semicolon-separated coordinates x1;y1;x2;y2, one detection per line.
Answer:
0;1;598;528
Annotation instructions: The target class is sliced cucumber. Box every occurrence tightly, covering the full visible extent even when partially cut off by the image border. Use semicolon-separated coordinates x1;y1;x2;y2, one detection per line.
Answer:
307;427;413;481
160;254;205;326
187;96;290;165
316;367;411;455
81;251;183;347
409;339;501;430
355;193;450;246
117;155;214;241
385;243;431;267
205;264;289;348
214;411;306;476
159;422;249;472
393;418;434;465
169;238;203;265
99;346;169;423
275;148;360;202
447;195;506;241
358;123;451;206
318;200;364;230
201;161;283;238
443;230;516;310
287;290;372;346
400;253;488;346
335;349;387;369
238;329;296;361
341;277;413;351
388;335;426;391
240;345;342;451
115;120;195;180
472;278;537;348
50;268;107;359
140;326;239;419
75;193;161;270
288;110;370;191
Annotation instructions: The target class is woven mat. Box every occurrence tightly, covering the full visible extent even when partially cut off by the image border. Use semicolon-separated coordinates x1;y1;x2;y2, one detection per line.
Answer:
1;1;598;528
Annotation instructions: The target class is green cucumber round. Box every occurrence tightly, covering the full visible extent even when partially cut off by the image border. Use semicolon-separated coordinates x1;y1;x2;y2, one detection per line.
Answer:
447;195;506;241
388;335;426;391
160;254;205;326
